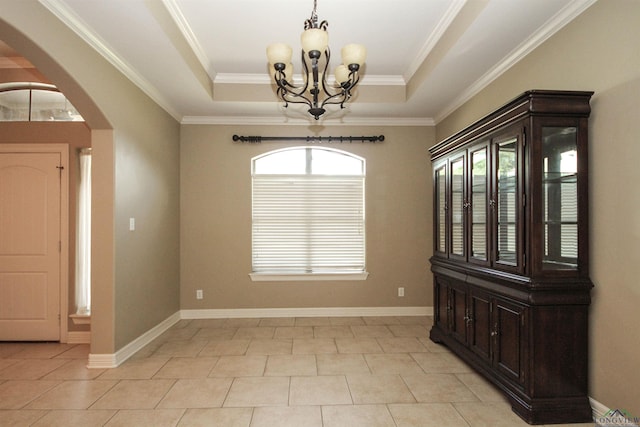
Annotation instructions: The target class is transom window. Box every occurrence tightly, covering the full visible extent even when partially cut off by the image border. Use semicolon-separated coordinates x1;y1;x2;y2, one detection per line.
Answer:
251;147;367;280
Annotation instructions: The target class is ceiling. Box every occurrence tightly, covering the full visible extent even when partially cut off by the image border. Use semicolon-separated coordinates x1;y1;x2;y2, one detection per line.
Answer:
10;0;596;125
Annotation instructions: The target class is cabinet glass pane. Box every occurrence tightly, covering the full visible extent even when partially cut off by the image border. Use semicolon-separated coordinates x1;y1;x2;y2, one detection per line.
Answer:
451;158;464;256
497;138;517;264
471;148;487;260
542;127;578;269
435;166;446;253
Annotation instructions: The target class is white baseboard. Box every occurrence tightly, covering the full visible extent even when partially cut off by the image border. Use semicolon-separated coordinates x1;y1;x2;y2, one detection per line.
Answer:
82;308;630;427
590;397;640;426
591;397;609;420
181;306;433;319
86;307;432;369
67;331;91;344
87;353;117;369
87;311;181;369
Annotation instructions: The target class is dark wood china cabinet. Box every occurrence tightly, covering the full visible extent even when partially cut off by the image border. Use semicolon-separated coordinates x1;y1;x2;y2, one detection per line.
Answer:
429;90;593;424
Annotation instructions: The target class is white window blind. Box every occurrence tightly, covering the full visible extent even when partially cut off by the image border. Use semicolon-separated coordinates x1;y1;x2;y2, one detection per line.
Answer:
252;147;365;275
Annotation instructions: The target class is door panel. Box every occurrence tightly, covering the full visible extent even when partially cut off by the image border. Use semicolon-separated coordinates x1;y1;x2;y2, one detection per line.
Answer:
434;276;449;328
449;281;468;345
494;298;526;385
469;290;491;362
0;152;61;341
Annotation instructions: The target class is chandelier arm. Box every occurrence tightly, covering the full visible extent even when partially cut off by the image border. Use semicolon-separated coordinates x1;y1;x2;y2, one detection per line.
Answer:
299;49;311;94
320;91;350;108
319;47;340;99
280;92;314;108
320;70;361;109
310;56;320;110
272;66;314;109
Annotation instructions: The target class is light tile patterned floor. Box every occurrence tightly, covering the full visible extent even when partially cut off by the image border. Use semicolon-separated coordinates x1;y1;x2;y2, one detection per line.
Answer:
0;316;596;426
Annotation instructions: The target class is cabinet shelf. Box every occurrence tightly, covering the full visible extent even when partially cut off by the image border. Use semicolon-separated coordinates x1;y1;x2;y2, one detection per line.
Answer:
429;90;593;424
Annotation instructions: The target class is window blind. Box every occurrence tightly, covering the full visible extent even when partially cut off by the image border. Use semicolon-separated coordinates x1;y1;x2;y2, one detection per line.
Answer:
252;175;365;274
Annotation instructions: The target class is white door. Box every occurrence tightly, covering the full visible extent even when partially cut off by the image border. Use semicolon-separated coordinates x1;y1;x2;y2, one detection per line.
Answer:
0;151;63;340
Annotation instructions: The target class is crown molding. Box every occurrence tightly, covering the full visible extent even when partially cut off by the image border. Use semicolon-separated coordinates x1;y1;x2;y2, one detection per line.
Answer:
434;0;598;124
181;115;434;127
161;0;212;76
405;0;467;82
38;0;182;121
214;73;406;87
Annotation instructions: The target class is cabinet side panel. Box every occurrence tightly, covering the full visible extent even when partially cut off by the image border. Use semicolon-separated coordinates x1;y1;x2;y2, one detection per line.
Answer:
530;305;589;397
495;301;524;384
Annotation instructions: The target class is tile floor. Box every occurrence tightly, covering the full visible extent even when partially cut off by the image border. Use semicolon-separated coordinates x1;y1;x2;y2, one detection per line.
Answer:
0;316;596;426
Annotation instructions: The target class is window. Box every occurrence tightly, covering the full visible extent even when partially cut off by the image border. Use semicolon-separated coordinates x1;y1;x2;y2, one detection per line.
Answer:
0;83;84;122
251;147;367;281
75;149;91;315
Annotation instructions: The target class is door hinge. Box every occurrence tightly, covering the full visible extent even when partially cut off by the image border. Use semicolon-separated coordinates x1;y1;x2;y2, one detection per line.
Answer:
59;241;62;252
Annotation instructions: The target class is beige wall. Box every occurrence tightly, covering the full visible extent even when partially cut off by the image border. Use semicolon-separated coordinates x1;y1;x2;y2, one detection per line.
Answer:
0;0;181;353
436;0;640;415
113;117;180;350
181;125;434;310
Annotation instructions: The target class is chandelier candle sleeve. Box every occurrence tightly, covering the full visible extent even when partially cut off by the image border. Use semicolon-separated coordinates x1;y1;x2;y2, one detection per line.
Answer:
266;0;366;120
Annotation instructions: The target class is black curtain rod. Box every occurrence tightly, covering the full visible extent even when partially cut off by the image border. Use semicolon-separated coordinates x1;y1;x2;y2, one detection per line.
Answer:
232;134;384;144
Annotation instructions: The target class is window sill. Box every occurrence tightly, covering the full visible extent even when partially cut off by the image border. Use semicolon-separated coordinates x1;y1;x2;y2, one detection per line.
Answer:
249;272;369;282
69;314;91;325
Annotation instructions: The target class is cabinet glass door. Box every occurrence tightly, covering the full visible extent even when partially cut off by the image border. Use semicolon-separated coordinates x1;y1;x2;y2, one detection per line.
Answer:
542;127;578;269
434;164;447;255
496;138;518;266
451;157;465;257
470;146;488;262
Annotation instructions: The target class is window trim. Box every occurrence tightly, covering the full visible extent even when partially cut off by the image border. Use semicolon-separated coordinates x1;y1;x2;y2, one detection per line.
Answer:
251;146;367;280
249;271;369;282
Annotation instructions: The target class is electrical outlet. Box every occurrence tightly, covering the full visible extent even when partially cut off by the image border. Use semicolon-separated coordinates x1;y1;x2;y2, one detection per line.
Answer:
398;287;405;297
196;289;203;300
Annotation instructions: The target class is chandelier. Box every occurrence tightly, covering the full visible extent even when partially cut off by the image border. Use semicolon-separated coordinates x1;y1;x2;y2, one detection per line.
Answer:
266;0;366;120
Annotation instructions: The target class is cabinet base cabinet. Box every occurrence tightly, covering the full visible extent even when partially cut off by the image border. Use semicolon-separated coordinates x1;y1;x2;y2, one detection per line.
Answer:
430;272;592;425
